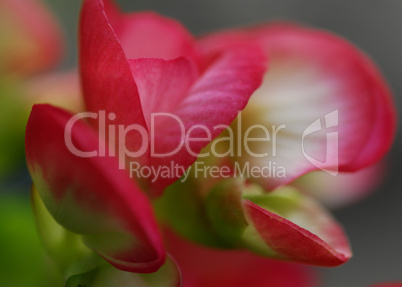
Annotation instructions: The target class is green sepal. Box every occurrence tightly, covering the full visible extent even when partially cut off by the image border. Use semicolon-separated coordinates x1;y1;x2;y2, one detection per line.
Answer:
154;176;228;248
204;178;248;246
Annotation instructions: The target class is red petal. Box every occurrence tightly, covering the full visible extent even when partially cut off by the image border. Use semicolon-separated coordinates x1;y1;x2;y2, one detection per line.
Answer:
113;11;197;62
0;0;63;75
79;0;148;163
25;104;165;273
165;228;317;287
80;0;266;195
197;23;396;190
149;46;266;193
128;57;199;129
243;193;351;266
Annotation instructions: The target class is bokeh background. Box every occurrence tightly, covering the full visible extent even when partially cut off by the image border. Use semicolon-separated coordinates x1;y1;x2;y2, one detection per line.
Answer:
1;0;401;286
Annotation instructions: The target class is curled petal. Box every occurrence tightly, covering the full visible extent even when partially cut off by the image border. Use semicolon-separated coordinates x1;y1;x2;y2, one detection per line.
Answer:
198;23;396;190
25;104;165;273
0;0;63;75
205;179;351;266
242;186;352;266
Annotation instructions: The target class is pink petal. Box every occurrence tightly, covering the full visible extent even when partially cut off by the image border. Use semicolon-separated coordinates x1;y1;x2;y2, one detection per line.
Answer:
128;57;198;129
110;10;197;62
80;0;267;195
197;23;396;191
25;104;165;273
165;228;317;287
243;187;352;266
149;46;266;193
0;0;63;75
24;70;84;112
293;161;386;208
79;0;148;164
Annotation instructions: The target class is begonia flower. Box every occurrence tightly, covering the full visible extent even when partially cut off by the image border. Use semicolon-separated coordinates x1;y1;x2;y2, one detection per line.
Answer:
0;0;63;75
79;0;266;195
25;0;266;274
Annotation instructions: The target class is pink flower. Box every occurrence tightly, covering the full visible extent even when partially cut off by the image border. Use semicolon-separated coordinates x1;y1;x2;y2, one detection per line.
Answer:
25;0;265;273
0;0;63;75
79;0;266;195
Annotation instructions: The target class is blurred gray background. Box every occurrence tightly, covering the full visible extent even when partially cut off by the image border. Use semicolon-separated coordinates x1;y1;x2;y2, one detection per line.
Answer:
47;0;402;286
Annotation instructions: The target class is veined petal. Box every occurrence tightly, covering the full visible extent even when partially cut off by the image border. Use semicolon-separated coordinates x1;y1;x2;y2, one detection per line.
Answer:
198;23;396;190
149;46;266;194
128;57;198;129
25;104;165;273
0;0;63;75
165;229;316;287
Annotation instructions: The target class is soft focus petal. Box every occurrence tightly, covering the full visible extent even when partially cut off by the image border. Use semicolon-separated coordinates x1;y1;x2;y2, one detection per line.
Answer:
165;228;317;287
0;0;63;75
23;70;84;112
65;255;181;287
25;104;165;273
198;23;396;191
293;161;385;208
